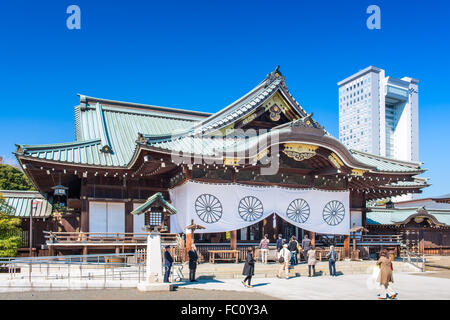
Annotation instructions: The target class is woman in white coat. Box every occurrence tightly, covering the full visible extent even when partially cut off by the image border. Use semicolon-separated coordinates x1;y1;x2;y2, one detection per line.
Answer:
307;246;317;277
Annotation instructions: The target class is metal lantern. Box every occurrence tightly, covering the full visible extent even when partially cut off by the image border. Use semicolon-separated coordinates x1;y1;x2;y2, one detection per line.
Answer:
51;172;69;207
52;184;69;196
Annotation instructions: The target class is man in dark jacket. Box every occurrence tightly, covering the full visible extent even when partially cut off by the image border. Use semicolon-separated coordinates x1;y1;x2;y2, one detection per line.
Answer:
276;234;283;252
188;244;199;282
163;246;174;283
288;236;299;266
326;245;338;276
242;247;255;288
301;234;311;264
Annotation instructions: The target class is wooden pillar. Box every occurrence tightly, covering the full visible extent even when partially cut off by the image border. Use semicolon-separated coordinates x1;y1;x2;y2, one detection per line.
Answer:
83;246;88;258
185;229;193;252
185;165;191;181
80;179;89;232
125;201;134;233
230;230;237;250
309;231;315;247
344;235;350;258
80;198;89;232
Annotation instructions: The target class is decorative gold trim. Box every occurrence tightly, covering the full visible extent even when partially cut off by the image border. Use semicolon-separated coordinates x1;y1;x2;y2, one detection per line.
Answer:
328;153;344;169
283;143;318;162
224;158;240;166
137;133;147;144
284;143;318;152
252;148;269;163
351;169;368;177
269;105;282;121
218;123;235;135
262;92;299;120
242;113;257;126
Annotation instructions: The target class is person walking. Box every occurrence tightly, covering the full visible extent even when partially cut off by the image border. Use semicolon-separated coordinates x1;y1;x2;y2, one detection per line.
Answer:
276;234;283;252
288;236;299;266
259;234;270;264
376;249;398;300
163;246;174;283
307;245;317;277
301;234;311;263
188;244;199;282
277;243;291;279
326;245;338;276
242;247;255;288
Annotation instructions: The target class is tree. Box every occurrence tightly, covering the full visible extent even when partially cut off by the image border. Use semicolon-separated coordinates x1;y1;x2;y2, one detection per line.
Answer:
0;193;21;257
0;164;34;191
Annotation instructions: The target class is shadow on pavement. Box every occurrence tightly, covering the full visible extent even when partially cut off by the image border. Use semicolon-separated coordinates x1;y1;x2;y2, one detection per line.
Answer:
251;282;269;287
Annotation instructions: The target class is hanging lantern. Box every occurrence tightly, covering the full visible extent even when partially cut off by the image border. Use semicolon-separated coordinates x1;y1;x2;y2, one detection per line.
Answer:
52;184;69;196
51;173;69;207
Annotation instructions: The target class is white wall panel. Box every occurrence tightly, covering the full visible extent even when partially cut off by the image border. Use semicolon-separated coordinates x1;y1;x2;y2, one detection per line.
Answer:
89;202;107;233
89;202;125;233
133;203;146;233
107;202;125;233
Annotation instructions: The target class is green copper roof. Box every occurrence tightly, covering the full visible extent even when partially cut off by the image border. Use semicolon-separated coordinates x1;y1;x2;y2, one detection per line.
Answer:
18;103;202;167
350;150;423;173
367;207;450;226
1;190;52;218
131;192;177;215
15;68;426;177
385;180;429;188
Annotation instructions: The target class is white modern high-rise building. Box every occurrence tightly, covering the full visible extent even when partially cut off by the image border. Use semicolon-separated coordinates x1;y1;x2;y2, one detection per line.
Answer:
337;66;419;162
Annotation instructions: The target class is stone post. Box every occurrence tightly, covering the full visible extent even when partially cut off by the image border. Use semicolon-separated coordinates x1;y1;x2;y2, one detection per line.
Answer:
137;230;173;291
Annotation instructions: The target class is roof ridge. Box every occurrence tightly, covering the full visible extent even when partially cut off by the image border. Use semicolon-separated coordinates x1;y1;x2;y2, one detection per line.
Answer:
188;67;303;134
78;94;211;118
97;104;204;122
0;190;42;194
17;138;101;152
350;149;422;168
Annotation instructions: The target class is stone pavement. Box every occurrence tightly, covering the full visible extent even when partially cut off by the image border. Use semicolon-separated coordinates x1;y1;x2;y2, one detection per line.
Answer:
176;272;450;300
0;272;449;299
0;288;276;300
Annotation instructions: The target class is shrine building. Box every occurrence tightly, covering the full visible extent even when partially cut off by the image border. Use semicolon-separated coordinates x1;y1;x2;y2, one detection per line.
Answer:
14;67;429;258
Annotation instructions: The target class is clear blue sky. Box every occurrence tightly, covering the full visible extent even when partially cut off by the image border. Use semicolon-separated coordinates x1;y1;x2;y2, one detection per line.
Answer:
0;0;449;197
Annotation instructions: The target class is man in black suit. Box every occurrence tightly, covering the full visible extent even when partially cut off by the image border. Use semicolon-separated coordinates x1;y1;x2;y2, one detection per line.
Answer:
276;234;283;252
163;246;174;283
188;244;199;282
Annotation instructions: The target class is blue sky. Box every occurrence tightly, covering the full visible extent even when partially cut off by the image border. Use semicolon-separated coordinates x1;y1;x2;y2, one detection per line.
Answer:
0;0;449;197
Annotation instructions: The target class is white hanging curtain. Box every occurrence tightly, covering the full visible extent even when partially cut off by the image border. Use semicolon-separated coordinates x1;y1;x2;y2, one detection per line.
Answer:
169;181;350;235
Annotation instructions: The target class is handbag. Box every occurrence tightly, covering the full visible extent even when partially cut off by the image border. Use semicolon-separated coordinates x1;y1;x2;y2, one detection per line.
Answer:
278;249;286;263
